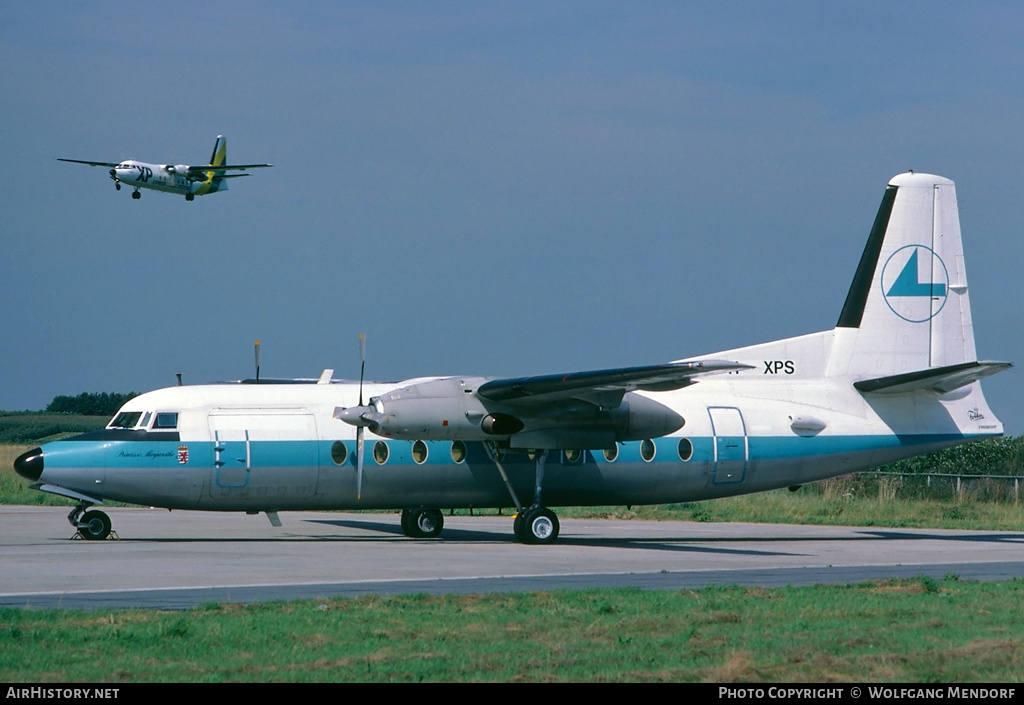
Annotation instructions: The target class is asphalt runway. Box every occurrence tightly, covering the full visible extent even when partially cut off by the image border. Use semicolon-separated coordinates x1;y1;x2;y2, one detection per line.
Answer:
2;506;1023;610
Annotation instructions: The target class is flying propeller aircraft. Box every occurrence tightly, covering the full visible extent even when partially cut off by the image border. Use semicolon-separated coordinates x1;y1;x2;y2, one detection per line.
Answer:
58;135;271;200
15;172;1011;544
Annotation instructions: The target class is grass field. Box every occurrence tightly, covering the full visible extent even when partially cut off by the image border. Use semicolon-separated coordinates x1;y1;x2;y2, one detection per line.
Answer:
2;578;1022;682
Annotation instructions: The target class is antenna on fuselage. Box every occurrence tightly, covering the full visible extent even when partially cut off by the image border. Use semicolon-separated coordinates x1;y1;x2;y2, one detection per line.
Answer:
255;340;261;384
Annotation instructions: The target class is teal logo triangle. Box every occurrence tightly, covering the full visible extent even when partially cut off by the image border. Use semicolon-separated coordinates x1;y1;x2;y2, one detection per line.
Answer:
886;249;947;297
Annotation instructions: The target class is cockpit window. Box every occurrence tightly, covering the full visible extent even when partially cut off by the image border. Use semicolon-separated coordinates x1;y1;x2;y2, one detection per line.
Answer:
110;411;143;428
140;412;152;428
154;412;178;429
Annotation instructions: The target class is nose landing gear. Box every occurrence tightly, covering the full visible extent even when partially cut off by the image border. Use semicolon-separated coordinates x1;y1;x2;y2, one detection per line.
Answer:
68;502;114;541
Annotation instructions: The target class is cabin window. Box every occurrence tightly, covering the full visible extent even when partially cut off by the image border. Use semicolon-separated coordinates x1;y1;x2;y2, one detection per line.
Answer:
154;412;178;429
373;441;389;465
412;440;428;464
450;440;467;464
331;441;348;465
641;439;656;462
677;438;693;462
110;411;143;428
603;446;618;462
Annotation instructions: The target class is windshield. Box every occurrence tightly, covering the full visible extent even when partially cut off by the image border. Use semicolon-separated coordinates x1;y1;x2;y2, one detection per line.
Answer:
109;411;143;428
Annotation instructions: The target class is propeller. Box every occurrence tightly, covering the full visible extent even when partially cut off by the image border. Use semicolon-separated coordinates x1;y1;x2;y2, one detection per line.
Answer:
356;333;365;499
333;334;384;500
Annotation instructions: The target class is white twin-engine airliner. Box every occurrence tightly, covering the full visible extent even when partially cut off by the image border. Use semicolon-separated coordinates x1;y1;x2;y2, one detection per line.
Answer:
58;135;271;200
15;172;1010;544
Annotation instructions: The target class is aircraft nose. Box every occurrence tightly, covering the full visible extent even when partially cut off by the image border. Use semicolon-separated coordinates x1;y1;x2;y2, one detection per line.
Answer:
109;168;117;178
14;447;44;482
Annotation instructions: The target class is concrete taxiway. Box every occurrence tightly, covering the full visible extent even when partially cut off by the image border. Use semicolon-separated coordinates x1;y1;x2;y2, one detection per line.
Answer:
1;506;1022;609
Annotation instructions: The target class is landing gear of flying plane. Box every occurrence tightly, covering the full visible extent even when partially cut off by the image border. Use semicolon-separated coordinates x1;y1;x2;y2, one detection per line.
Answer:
185;193;194;201
68;503;113;540
131;190;141;199
115;183;121;190
401;508;444;538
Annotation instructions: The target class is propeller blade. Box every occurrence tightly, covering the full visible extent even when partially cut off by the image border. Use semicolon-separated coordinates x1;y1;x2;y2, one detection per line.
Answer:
357;333;366;499
358;333;366;406
356;426;364;500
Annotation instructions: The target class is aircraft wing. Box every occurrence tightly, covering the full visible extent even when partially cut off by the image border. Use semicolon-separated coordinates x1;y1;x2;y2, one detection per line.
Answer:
186;163;272;176
57;158;120;167
477;360;752;406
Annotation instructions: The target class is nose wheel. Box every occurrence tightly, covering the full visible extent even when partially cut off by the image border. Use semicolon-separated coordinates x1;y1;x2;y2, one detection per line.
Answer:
68;503;114;540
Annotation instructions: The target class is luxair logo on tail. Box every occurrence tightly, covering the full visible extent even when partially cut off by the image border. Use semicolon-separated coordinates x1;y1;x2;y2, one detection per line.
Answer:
881;245;948;322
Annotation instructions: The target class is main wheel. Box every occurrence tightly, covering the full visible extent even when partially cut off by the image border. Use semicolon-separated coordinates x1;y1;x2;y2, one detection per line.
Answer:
517;506;559;545
131;191;141;199
79;510;111;540
185;193;194;201
403;509;443;538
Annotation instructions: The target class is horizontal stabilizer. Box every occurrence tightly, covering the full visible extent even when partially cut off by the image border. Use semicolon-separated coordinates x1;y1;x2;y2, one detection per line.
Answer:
854;360;1012;395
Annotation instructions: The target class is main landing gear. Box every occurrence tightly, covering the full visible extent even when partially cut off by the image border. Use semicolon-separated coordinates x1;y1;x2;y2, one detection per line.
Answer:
486;443;561;545
401;508;444;538
131;189;141;199
514;505;560;545
68;502;113;540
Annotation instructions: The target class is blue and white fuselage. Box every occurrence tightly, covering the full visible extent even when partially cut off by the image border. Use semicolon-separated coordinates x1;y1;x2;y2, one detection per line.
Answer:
15;173;1010;543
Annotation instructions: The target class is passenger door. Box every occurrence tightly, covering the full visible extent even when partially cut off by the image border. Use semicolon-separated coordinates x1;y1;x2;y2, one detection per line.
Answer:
708;406;747;484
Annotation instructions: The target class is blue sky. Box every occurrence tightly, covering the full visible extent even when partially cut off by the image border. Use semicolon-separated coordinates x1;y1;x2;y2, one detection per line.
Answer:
2;2;1022;434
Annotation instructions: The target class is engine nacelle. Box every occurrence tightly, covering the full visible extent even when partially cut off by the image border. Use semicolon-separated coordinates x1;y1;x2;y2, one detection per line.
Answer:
366;377;493;440
345;376;685;449
164;164;189;175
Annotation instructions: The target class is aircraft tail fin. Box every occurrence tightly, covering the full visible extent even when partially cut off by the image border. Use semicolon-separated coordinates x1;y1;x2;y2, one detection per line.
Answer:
209;135;227;167
832;173;979;374
200;135;229;192
828;172;1009;427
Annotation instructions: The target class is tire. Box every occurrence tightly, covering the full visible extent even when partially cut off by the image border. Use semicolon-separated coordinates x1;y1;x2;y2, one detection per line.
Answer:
79;510;111;540
518;506;559;545
403;508;443;538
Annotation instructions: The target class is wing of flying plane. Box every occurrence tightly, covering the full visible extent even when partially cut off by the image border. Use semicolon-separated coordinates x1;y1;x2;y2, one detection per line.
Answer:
57;158;120;167
185;163;272;178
